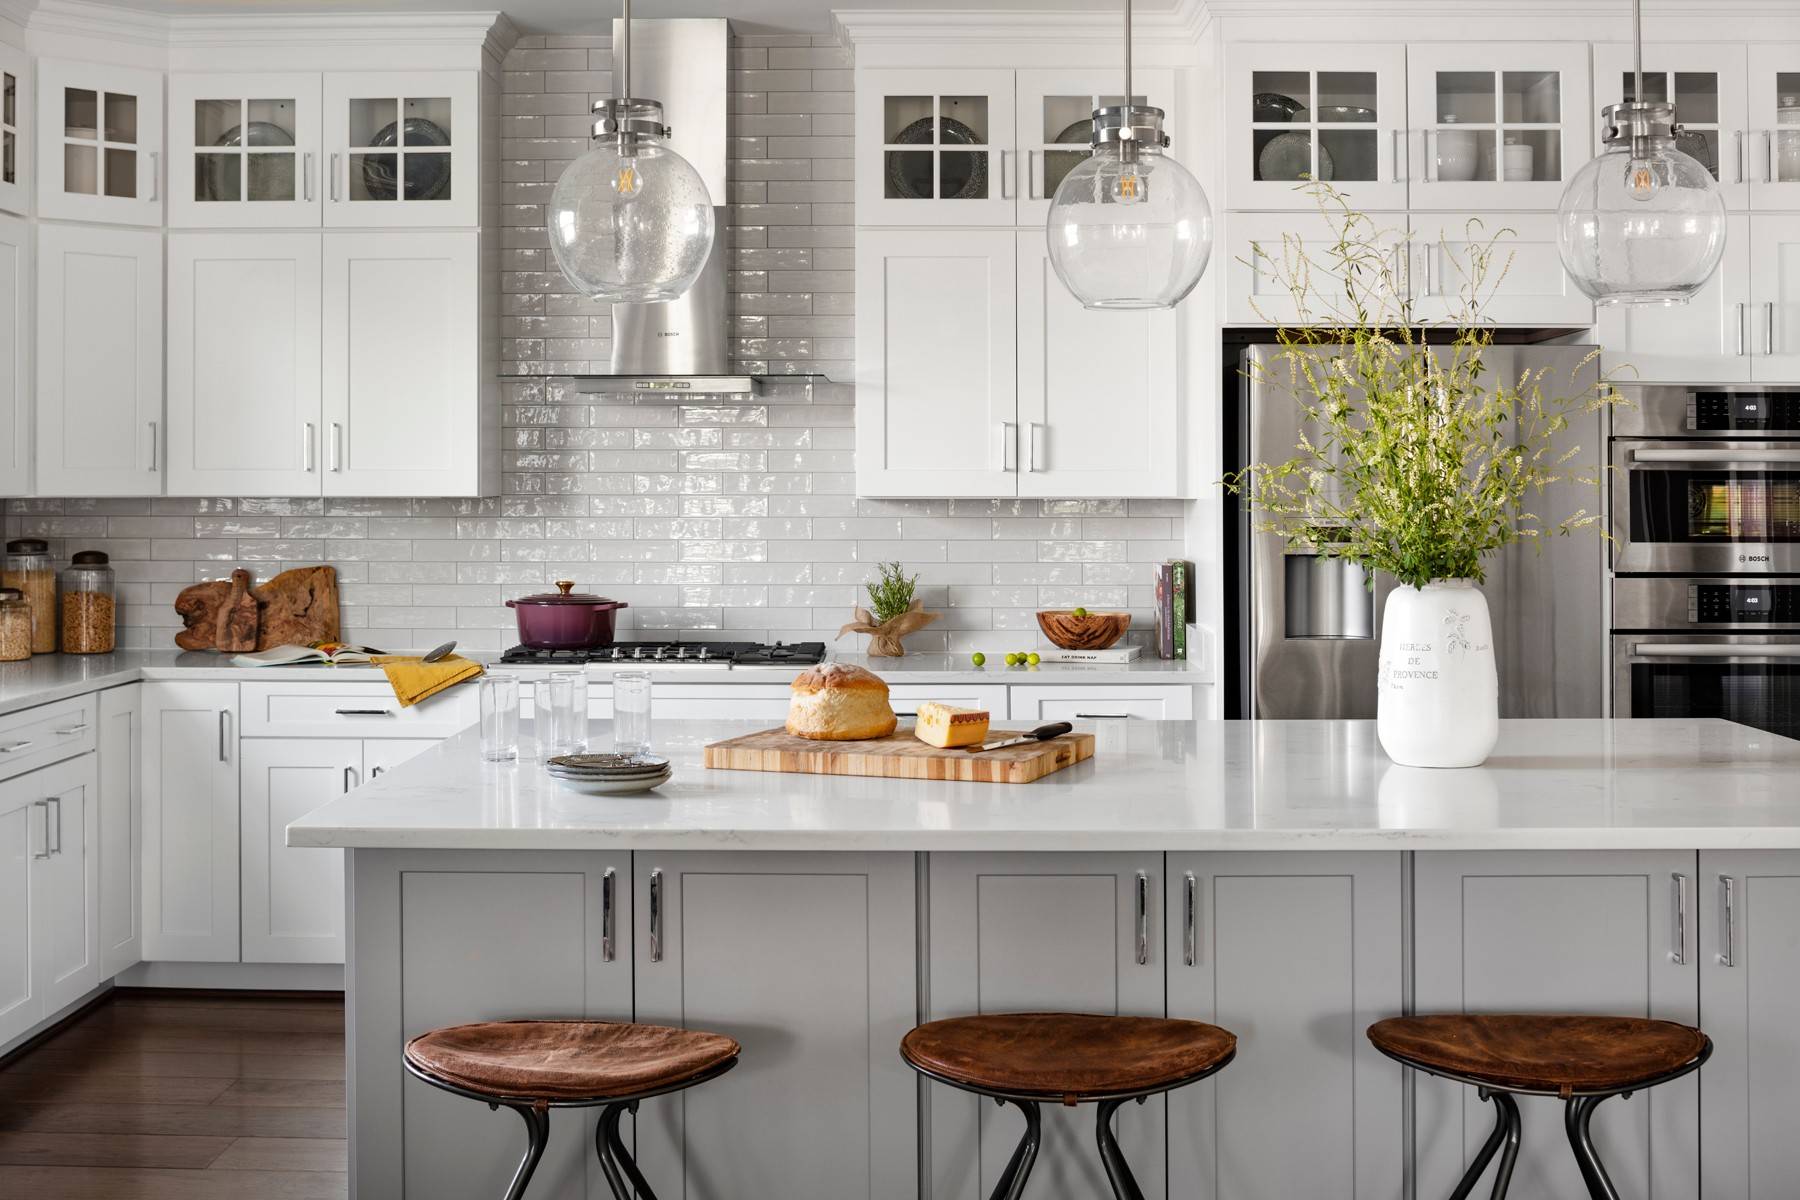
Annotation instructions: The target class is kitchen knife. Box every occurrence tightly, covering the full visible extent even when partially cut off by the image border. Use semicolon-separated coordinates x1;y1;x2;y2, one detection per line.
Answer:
968;722;1074;752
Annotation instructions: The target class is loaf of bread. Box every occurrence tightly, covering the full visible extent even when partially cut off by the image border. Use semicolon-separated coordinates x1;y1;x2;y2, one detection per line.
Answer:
785;663;897;740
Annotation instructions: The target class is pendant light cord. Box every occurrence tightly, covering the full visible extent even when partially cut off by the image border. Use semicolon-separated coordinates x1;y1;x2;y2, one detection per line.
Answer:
1122;0;1133;104
621;0;631;101
1631;0;1642;105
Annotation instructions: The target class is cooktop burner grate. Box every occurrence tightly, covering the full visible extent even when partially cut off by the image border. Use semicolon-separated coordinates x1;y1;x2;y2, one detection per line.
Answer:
499;641;828;666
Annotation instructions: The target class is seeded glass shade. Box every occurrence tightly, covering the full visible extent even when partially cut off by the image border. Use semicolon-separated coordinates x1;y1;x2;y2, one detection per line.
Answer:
548;136;715;303
1046;143;1214;310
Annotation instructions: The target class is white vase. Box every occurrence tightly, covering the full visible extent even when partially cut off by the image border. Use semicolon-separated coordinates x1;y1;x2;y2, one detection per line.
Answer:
1376;580;1499;768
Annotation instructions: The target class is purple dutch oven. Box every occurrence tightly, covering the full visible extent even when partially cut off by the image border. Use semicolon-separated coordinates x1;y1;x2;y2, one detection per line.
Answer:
505;581;630;650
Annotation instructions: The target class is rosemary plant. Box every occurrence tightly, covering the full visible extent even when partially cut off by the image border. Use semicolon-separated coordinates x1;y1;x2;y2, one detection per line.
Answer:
865;562;919;625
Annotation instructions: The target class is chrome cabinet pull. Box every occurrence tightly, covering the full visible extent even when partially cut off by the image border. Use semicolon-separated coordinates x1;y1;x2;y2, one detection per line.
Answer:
1424;128;1438;182
218;711;230;762
649;868;664;962
330;152;341;201
148;151;158;201
305;422;316;472
1076;712;1129;719
1738;302;1748;357
1391;129;1403;182
53;724;88;736
1719;875;1737;967
1027;422;1045;472
47;796;62;856
1671;872;1689;965
334;708;395;717
303;152;315;202
1734;130;1746;184
1134;870;1149;966
329;422;344;472
147;421;158;472
601;868;616;962
1423;243;1435;296
1000;421;1017;472
0;740;35;754
1767;301;1777;356
1183;871;1198;967
1769;130;1778;185
343;766;358;793
32;801;50;860
1000;149;1015;199
1028;149;1043;200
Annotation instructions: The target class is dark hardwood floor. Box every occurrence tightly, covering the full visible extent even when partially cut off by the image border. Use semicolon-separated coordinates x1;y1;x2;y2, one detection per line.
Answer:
0;990;346;1198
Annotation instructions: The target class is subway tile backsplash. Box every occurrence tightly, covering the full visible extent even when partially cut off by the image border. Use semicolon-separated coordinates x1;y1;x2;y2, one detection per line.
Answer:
4;32;1190;655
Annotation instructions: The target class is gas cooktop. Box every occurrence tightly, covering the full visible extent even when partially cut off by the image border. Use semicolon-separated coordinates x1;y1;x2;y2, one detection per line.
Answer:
499;641;828;667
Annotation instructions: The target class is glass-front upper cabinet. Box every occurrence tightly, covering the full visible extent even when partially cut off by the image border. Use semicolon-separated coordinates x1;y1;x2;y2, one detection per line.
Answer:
855;67;1017;226
1225;44;1409;211
170;73;323;227
1406;43;1590;210
1013;68;1174;226
35;59;163;226
1592;44;1749;210
324;71;477;228
0;43;27;217
1749;46;1800;211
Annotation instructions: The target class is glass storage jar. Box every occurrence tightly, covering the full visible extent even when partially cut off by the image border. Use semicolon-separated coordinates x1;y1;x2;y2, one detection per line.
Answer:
0;587;31;662
60;551;116;654
2;538;56;655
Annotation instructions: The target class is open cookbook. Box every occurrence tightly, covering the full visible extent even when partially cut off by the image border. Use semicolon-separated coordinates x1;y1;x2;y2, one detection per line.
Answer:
230;641;388;667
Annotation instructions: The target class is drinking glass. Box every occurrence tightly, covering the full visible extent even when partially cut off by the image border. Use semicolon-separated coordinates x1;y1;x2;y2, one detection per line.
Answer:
479;673;520;762
544;670;588;755
613;670;653;756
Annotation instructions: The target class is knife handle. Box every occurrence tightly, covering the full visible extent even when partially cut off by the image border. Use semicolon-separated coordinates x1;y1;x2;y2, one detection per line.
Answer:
1032;722;1073;740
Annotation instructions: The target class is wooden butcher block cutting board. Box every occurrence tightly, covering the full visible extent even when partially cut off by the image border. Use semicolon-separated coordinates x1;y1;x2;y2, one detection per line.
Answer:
703;727;1095;784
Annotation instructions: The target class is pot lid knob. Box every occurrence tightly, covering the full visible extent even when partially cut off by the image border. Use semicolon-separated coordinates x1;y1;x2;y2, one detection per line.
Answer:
556;580;575;595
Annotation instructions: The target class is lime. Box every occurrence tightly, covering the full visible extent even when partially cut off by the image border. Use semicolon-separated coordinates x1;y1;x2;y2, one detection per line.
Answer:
971;651;986;667
1027;652;1041;666
1073;606;1089;617
1004;653;1020;666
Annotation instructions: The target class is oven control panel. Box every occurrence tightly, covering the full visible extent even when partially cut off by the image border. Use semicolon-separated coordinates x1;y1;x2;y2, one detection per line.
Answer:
1690;391;1800;432
1691;582;1800;623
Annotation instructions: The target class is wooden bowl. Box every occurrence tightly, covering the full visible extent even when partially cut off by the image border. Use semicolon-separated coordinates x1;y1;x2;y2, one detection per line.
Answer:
1036;610;1130;650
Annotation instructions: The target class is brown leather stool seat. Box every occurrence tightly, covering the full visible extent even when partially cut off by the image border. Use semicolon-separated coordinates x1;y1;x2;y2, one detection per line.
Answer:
902;1012;1236;1101
1367;1013;1708;1098
405;1019;739;1102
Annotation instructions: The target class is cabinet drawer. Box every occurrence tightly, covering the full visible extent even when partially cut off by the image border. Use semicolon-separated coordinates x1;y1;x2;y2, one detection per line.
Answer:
240;681;477;738
0;694;99;783
1008;685;1194;721
887;684;1010;720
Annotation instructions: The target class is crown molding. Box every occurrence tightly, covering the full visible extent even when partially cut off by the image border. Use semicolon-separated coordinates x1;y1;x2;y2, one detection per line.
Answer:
0;0;35;31
832;0;1207;47
1200;0;1796;13
25;0;516;52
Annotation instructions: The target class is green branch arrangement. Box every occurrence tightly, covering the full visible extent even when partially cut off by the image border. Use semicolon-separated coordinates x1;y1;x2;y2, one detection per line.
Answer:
865;561;919;625
1222;183;1624;591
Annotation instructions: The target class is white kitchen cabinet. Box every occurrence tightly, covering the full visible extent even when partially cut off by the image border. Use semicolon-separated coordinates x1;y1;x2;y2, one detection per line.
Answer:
34;222;163;496
1224;208;1408;326
1225;43;1410;212
365;738;438;780
1749;46;1800;211
0;213;27;496
1749;212;1800;378
1009;684;1194;722
887;683;1010;718
1012;67;1173;226
324;71;477;228
170;72;322;228
167;232;323;495
1698;851;1800;1197
855;67;1016;226
926;852;1165;1200
1016;232;1178;496
1413;851;1700;1199
31;754;99;1017
97;685;141;978
1407;43;1591;211
856;227;1018;496
1410;210;1592;326
0;770;34;1047
1597;212;1751;382
35;58;162;226
0;42;28;216
141;682;239;962
634;851;918;1200
1592;44;1750;210
240;737;357;965
1166;852;1405;1199
323;229;481;496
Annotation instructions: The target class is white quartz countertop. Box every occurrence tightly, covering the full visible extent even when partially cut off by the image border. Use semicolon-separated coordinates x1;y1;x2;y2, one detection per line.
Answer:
286;717;1800;853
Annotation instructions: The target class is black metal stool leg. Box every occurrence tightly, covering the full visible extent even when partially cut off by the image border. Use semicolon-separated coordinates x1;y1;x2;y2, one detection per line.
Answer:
1565;1094;1622;1200
1487;1091;1521;1199
988;1097;1041;1200
1449;1087;1521;1200
1095;1096;1147;1200
594;1099;659;1200
501;1103;550;1200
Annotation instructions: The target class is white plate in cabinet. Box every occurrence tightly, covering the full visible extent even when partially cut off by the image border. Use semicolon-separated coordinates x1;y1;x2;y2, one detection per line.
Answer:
34;223;163;497
1597;212;1752;382
1224;209;1408;326
1406;42;1591;212
35;59;162;226
240;737;355;964
170;72;323;228
1224;43;1409;212
1016;232;1177;497
1409;211;1592;326
239;681;477;739
1591;44;1750;211
167;232;323;496
324;71;477;229
1009;685;1194;721
0;214;29;497
855;67;1017;227
0;43;29;217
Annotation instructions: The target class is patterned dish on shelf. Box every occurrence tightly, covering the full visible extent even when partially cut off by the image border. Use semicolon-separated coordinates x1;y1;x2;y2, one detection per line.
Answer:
886;115;987;200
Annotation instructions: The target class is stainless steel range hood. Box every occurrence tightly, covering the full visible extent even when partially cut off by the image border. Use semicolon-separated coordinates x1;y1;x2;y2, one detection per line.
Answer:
572;18;756;396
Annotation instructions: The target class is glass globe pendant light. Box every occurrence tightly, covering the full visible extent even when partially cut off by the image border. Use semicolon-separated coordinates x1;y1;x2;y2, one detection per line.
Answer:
1045;0;1213;309
547;0;715;303
1554;0;1726;305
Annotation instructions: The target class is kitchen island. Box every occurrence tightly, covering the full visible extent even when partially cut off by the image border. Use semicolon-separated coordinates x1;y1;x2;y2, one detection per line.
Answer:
290;718;1800;1200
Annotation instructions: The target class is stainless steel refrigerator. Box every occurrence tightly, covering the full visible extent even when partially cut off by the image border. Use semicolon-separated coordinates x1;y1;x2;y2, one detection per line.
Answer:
1228;343;1607;720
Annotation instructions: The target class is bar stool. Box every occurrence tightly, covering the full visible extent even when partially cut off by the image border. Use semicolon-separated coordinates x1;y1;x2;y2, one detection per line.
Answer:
1368;1013;1711;1200
404;1018;739;1200
901;1012;1236;1200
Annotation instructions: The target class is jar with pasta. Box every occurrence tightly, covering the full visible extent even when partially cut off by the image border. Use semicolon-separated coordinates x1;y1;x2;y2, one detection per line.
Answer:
3;538;56;655
60;551;117;655
0;588;31;662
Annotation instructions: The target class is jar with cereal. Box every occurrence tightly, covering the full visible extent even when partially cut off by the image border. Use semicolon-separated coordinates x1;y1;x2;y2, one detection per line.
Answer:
3;538;56;655
0;588;31;662
60;551;116;655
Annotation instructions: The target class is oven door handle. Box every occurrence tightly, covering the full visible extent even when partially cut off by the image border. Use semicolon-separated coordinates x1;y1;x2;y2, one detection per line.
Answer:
1629;643;1800;660
1627;448;1800;466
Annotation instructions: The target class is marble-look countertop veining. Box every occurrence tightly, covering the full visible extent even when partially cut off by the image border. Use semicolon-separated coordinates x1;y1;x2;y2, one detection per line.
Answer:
286;717;1800;853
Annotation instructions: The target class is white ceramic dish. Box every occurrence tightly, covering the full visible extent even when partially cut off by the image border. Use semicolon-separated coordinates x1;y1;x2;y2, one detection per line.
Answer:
552;769;672;796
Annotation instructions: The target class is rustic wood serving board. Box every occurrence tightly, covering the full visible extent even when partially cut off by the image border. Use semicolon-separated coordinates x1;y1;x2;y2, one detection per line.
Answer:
703;726;1096;784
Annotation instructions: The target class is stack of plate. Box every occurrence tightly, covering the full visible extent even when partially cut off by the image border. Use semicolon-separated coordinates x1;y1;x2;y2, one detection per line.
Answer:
545;752;671;795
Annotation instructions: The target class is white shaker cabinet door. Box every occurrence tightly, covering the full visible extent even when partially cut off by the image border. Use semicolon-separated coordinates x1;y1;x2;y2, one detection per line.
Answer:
34;223;164;496
98;684;142;978
0;776;41;1047
322;230;480;496
169;72;322;228
1591;43;1750;211
1750;212;1800;380
1409;211;1592;326
1016;232;1179;498
30;755;100;1017
1223;208;1408;327
35;58;162;226
856;227;1018;497
0;42;28;217
1748;46;1800;211
141;683;240;963
239;738;358;965
0;214;27;496
323;71;477;228
167;232;323;496
1597;212;1751;383
854;67;1017;227
926;852;1166;1200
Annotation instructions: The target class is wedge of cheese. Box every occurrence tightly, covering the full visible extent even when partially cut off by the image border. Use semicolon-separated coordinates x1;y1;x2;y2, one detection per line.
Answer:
913;701;991;749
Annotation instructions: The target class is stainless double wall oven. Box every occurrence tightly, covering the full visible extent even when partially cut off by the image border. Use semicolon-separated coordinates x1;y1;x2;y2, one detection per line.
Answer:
1611;385;1800;738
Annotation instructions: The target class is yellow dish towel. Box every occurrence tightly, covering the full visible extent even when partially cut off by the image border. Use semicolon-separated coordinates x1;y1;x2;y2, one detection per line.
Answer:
372;654;485;708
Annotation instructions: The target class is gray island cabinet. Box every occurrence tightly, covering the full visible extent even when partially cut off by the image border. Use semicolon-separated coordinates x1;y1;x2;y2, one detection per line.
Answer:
290;719;1800;1199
